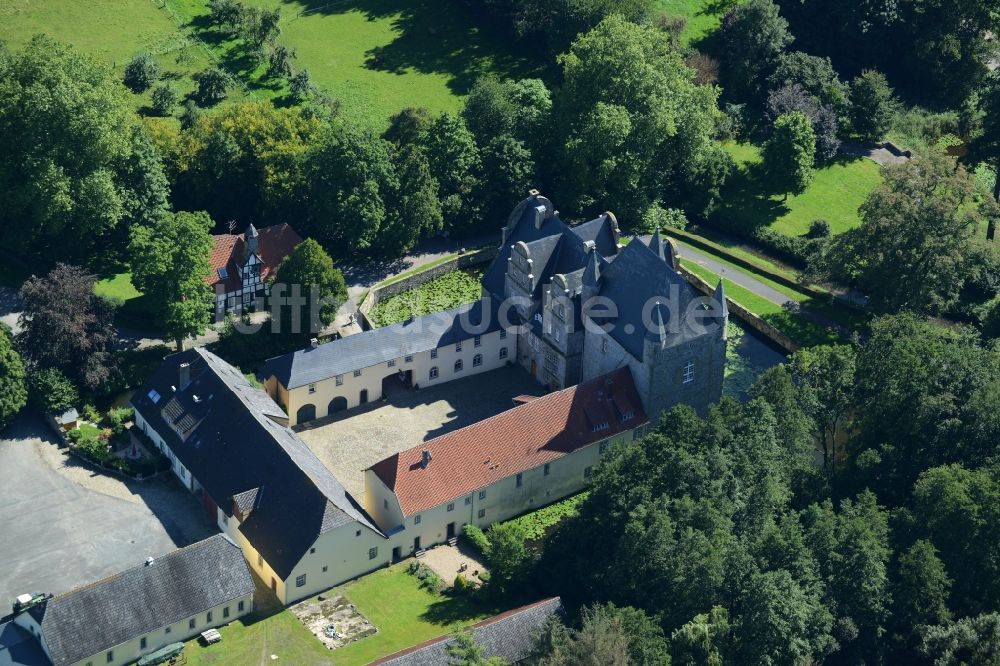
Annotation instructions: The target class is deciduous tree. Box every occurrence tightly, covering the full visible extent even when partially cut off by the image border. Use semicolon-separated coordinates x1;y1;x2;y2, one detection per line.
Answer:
272;238;347;332
762;111;815;199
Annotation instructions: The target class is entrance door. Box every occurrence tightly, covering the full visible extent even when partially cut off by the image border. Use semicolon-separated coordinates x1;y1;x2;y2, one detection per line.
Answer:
392;546;402;562
413;536;421;551
270;578;277;593
360;389;368;404
447;522;456;539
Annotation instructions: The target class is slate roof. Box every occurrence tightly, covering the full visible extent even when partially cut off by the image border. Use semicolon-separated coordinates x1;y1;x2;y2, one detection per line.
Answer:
482;196;619;300
370;367;646;516
593;237;700;359
263;299;502;390
131;348;382;579
0;621;49;666
207;223;302;291
368;597;564;665
27;535;253;666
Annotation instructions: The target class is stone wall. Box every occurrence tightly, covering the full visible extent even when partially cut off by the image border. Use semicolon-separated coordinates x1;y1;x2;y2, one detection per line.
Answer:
679;266;799;355
356;246;497;330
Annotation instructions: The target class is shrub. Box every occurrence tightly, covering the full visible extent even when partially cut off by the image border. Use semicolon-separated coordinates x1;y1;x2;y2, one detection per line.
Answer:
453;574;470;594
641;203;688;233
28;368;78;414
151;84;177;116
462;523;491;556
82;404;101;423
124;53;160;93
107;406;134;435
808;219;831;239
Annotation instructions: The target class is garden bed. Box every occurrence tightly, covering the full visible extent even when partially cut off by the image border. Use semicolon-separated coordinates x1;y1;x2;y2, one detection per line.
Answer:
369;269;484;327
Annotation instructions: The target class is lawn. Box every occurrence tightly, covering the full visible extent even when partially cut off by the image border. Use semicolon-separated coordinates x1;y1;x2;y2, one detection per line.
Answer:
0;0;226;113
711;142;883;238
94;273;143;305
167;0;548;129
370;269;484;327
654;0;738;46
683;261;843;347
183;565;498;666
94;272;161;331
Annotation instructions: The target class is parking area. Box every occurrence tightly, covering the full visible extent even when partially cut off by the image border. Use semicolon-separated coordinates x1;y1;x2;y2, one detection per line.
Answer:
297;365;544;499
0;415;214;606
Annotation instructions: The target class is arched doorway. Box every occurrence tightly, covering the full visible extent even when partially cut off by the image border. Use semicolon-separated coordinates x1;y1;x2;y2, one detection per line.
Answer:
296;404;316;424
328;396;347;414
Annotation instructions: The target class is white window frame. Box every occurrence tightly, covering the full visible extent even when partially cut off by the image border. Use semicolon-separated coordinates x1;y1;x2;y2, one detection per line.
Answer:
683;361;695;384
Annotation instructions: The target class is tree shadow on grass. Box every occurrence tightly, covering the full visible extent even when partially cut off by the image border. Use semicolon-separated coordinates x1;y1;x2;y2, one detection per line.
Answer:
275;0;552;97
710;159;791;234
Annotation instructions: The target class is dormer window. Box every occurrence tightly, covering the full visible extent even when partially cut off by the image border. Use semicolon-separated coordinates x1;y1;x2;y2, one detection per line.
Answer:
217;267;229;281
622;410;635;421
591;421;609;432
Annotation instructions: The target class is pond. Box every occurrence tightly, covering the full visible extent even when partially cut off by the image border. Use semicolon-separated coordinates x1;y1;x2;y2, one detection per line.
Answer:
724;320;788;401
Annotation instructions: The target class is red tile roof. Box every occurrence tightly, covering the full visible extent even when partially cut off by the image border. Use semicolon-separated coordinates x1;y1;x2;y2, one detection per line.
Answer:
370;367;647;516
206;223;304;292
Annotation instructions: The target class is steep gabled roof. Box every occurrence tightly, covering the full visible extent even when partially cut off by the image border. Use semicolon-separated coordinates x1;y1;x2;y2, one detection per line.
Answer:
263;299;502;389
206;223;303;290
370;367;647;517
131;348;382;579
29;535;253;666
369;597;564;665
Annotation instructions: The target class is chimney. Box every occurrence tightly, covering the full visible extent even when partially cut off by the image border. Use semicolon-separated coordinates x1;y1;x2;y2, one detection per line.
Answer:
310;337;319;349
179;362;191;390
421;449;432;468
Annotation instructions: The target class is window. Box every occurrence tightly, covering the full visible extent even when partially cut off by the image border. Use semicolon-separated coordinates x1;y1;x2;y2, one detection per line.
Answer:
529;335;540;352
336;375;343;386
601;338;609;354
414;515;421;524
310;547;316;554
516;473;523;487
296;574;306;588
591;421;609;432
474;335;482;347
600;440;609;454
369;547;378;560
584;466;594;478
499;347;508;360
456;341;463;352
683;362;695;384
622;410;635;422
465;496;472;505
140;637;147;649
238;601;245;612
107;651;114;663
354;369;362;377
473;354;483;367
147;389;161;404
257;553;263;567
429;366;439;380
206;611;213;622
454;359;463;372
165;626;172;635
553;327;562;342
308;383;316;394
479;490;486;500
478;508;486;518
356;529;362;537
405;355;413;363
384;498;389;509
544;463;550;476
323;566;328;572
189;619;196;630
223;606;230;618
431;348;438;359
500;329;507;339
387;359;395;368
447;502;455;512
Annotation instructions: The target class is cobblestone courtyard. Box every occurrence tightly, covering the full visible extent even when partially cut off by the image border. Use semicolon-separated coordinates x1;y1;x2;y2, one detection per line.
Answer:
296;365;544;499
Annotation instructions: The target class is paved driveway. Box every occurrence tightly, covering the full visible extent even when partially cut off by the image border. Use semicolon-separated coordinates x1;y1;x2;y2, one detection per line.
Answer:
0;416;214;605
297;365;543;500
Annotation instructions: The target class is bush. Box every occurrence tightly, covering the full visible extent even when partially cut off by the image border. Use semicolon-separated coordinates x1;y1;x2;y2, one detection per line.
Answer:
29;368;78;414
124;53;160;93
641;203;688;233
82;404;101;423
808;219;831;239
453;574;470;594
462;523;491;556
151;84;177;116
107;406;134;435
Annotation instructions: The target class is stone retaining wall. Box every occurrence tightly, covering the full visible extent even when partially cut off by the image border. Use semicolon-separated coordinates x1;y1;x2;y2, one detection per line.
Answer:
679;266;798;355
356;246;497;330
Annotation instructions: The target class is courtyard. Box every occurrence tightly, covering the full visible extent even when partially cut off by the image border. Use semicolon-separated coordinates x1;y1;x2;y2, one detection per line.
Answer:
297;364;544;499
0;415;214;606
